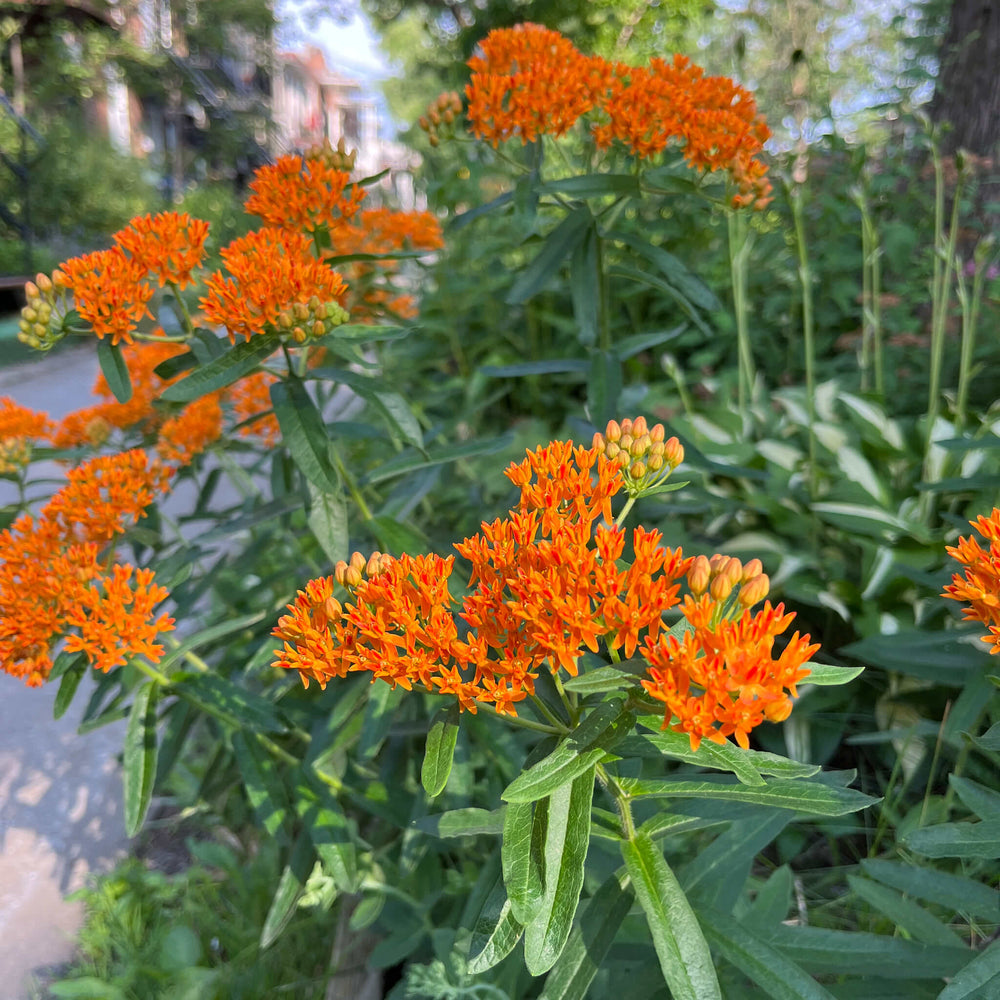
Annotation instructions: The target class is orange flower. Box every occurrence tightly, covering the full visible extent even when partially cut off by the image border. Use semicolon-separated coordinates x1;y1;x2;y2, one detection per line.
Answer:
641;596;817;750
114;211;210;288
156;394;224;466
0;449;173;685
200;228;347;343
465;23;610;145
245;151;367;234
0;397;52;473
943;508;1000;653
63;565;174;673
225;370;281;446
59;246;154;345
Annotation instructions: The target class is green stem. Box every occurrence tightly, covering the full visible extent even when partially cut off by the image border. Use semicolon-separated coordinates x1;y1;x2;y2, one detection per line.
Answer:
955;254;987;429
255;731;301;768
790;183;817;500
597;762;635;840
528;692;570;732
615;495;637;527
131;657;172;687
726;209;754;421
480;698;565;735
597;234;611;353
167;282;196;336
331;446;373;522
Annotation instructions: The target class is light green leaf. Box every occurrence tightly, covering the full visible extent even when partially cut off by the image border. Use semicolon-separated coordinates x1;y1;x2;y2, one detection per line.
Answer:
523;766;596;976
260;833;315;949
562;666;639;696
622;831;721;1000
467;875;524;975
307;480;348;565
503;797;546;925
421;704;461;797
414;807;505;839
803;662;866;686
232;731;291;842
294;769;357;892
122;682;159;836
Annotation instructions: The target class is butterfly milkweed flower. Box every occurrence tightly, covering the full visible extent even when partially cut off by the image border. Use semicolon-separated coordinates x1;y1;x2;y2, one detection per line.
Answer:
0;397;52;473
200;228;347;343
465;23;611;145
943;508;1000;653
0;449;173;685
113;211;210;289
244;145;367;235
156;394;225;466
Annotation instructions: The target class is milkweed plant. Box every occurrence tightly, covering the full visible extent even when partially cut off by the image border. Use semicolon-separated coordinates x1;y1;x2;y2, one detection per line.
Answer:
4;23;998;1000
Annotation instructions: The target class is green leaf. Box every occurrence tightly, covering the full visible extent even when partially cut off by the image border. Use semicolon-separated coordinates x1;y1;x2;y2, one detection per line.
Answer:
294;769;357;892
369;390;425;452
620;774;878;816
363;433;514;486
503;797;546;925
414;807;505;838
232;731;291;842
839;631;984;684
588;350;622;430
53;660;86;720
369;514;428;557
847;875;966;948
861;859;1000;921
562;666;639;696
608;263;712;336
422;703;461;797
172;673;285;733
320;323;411;343
481;359;591;377
270;378;340;493
160;333;278;402
503;699;627;803
810;501;924;542
154;611;268;674
507;207;592;305
153;350;197;381
307;480;348;565
973;721;1000;752
622;831;722;1000
626;719;765;787
467;874;524;975
613;325;686;360
747;865;793;926
523;766;596;976
357;680;402;759
537;873;634;1000
803;662;866;686
49;979;127;999
702;908;837;1000
949;775;1000;820
122;682;159;836
904;820;1000;859
96;337;132;403
260;832;315;949
534;173;641;199
570;224;599;346
937;939;1000;1000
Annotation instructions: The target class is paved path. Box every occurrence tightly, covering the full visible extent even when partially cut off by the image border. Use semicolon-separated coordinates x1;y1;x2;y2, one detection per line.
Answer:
0;346;130;997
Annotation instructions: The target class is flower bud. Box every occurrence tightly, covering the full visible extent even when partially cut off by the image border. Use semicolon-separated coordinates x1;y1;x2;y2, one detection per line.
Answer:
312;320;325;338
619;417;633;436
741;558;762;583
293;302;310;321
605;441;620;460
323;596;343;623
619;433;634;452
710;573;734;602
604;419;621;443
443;108;455;126
687;555;711;595
664;436;684;468
722;557;743;587
24;281;39;299
429;134;439;148
629;460;646;480
365;551;384;576
292;326;307;344
648;454;664;471
650;423;665;444
21;307;37;323
632;415;648;438
738;573;770;607
334;560;348;586
591;432;605;453
632;433;651;457
764;696;793;722
51;269;67;289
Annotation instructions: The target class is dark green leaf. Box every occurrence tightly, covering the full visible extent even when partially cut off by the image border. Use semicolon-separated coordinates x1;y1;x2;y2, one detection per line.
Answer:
507;207;592;305
861;859;1000;921
562;666;638;696
53;660;86;720
362;433;514;486
154;611;268;674
973;721;1000;752
523;766;596;976
96;338;132;403
294;769;357;891
503;797;546;925
613;325;686;360
570;224;599;346
358;680;402;759
937;939;1000;1000
153;350;197;382
172;672;285;733
260;833;315;949
414;807;505;838
537;873;634;1000
534;174;640;199
949;775;1000;820
422;704;461;797
588;350;622;430
622;831;721;1000
847;875;966;948
232;731;291;842
160;334;278;402
307;480;348;565
122;682;159;836
369;514;428;557
450;188;515;230
503;699;627;803
270;378;340;493
480;359;591;377
904;820;1000;858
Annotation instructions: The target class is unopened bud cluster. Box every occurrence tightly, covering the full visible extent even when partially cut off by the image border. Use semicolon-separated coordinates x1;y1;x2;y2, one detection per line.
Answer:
418;91;463;148
687;553;770;614
0;436;32;475
307;136;357;172
275;297;349;344
19;271;71;350
593;416;684;496
335;550;393;590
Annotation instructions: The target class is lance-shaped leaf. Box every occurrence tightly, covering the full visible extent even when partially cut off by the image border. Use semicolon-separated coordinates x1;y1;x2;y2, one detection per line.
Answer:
122;682;160;836
701;907;837;1000
96;338;132;403
523;766;596;976
622;831;722;1000
503;797;547;925
172;672;285;733
160;333;278;402
421;704;461;797
537;872;634;1000
232;731;292;843
937;939;1000;1000
507;207;592;305
503;699;627;803
570;223;599;346
270;378;340;494
294;768;357;892
467;873;524;975
414;807;505;839
260;832;315;949
860;858;1000;920
307;480;348;565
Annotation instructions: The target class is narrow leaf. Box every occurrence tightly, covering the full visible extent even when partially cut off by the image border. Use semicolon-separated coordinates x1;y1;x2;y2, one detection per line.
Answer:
534;173;640;199
270;379;340;493
53;661;86;720
503;797;546;924
260;833;315;948
861;859;1000;921
588;350;622;430
96;337;132;403
307;480;348;565
847;875;966;948
570;224;599;346
507;207;592;305
804;662;866;686
622;831;722;1000
363;433;514;486
160;334;278;402
294;769;357;892
414;807;505;839
422;703;461;797
122;682;159;836
904;821;1000;859
937;939;1000;1000
172;672;285;733
467;874;524;974
232;731;291;842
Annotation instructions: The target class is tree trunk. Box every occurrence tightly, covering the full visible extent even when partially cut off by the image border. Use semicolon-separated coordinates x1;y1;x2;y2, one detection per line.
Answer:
929;0;1000;157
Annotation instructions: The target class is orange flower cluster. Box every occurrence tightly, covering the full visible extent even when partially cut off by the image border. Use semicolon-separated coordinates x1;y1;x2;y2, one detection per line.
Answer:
156;393;224;466
59;247;154;346
227;370;281;446
465;23;610;145
643;596;816;751
0;397;52;473
113;211;210;289
943;508;1000;654
244;148;367;235
461;24;772;209
0;449;173;686
274;421;818;749
200;228;347;343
